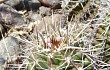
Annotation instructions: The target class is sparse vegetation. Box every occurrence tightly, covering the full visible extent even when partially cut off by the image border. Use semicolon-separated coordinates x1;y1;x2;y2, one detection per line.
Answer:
0;0;110;70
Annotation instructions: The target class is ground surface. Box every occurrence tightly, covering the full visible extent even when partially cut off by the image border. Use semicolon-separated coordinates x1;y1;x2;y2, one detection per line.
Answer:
0;0;110;70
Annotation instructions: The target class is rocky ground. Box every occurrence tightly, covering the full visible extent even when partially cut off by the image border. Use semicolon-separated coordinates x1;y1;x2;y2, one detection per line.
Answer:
0;0;110;70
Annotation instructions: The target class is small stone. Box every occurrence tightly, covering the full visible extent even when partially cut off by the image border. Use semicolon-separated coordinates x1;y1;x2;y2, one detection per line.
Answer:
0;36;19;62
39;0;61;9
0;57;5;70
4;0;20;7
0;57;5;66
0;4;26;27
31;0;41;11
14;0;41;11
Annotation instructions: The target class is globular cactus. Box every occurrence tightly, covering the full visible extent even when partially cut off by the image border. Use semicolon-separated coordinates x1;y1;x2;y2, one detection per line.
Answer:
26;0;110;70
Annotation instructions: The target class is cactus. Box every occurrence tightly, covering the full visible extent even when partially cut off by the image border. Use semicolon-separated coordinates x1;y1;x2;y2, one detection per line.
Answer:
2;0;109;70
25;0;110;70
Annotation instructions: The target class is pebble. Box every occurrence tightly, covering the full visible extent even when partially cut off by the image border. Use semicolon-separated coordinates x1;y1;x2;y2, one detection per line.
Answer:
4;0;20;7
0;57;5;66
0;4;26;27
15;0;41;11
39;0;61;9
0;36;19;62
0;57;5;70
